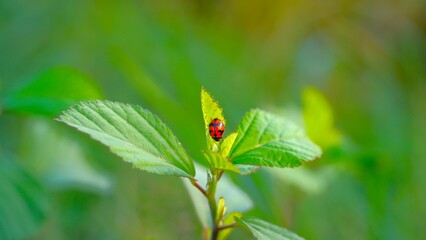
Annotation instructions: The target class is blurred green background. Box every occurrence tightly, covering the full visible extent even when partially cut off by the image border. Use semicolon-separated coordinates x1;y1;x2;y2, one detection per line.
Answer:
0;0;425;239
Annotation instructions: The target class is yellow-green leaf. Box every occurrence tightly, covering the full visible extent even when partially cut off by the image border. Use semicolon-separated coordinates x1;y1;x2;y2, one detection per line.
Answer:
220;132;238;158
302;87;341;149
201;87;226;151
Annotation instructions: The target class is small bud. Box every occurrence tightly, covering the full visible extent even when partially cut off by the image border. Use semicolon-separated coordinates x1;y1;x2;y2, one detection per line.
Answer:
216;197;226;223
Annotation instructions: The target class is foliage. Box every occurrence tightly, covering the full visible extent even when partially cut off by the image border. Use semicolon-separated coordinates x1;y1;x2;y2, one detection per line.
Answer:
235;217;304;240
201;87;226;152
56;87;320;239
0;158;48;240
229;109;321;168
1;67;102;116
0;0;423;239
57;101;195;178
302;87;341;149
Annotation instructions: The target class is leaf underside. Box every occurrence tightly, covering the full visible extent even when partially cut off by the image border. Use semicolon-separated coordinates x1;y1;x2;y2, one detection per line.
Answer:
229;109;321;168
236;217;304;240
57;101;195;178
236;165;261;175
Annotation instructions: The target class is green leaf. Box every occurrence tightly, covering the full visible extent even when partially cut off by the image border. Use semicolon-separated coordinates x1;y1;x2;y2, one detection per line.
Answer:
201;87;226;151
302;87;342;149
56;101;195;178
202;151;240;173
235;217;304;240
220;132;238;158
229;109;321;168
0;158;48;240
1;67;102;116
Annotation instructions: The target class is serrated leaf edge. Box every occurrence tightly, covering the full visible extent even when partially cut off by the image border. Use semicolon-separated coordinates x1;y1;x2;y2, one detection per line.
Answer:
56;100;195;178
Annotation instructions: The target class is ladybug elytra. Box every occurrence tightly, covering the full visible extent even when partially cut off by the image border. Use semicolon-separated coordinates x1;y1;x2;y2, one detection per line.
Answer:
209;118;225;141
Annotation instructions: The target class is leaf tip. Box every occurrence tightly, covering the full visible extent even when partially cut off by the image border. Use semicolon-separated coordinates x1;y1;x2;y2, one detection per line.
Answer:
53;116;63;122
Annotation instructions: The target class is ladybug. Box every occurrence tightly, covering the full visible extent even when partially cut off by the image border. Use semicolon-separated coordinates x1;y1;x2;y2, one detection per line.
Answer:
209;118;225;141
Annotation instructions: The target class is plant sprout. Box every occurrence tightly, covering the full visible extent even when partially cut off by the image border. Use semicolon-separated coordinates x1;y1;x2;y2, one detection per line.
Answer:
56;87;321;240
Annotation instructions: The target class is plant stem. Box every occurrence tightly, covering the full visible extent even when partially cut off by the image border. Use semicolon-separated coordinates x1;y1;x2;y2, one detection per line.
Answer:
202;228;210;240
191;169;233;240
218;222;237;230
191;179;207;196
207;171;219;240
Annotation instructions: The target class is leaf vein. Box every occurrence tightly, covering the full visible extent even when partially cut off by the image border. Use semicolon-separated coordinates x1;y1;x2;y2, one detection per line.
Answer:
105;102;161;156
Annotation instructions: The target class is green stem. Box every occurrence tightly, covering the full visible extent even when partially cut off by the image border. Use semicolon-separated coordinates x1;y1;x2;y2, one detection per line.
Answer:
191;169;233;240
218;222;237;230
207;171;219;240
191;179;207;196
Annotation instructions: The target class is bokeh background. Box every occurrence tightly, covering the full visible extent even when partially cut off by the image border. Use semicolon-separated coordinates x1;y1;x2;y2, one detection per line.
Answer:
0;0;425;239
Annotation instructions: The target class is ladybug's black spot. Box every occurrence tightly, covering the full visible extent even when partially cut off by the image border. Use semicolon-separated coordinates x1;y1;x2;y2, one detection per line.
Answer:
212;136;221;141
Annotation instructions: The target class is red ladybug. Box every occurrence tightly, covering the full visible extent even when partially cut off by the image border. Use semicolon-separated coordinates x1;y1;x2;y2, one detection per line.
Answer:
209;118;225;141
